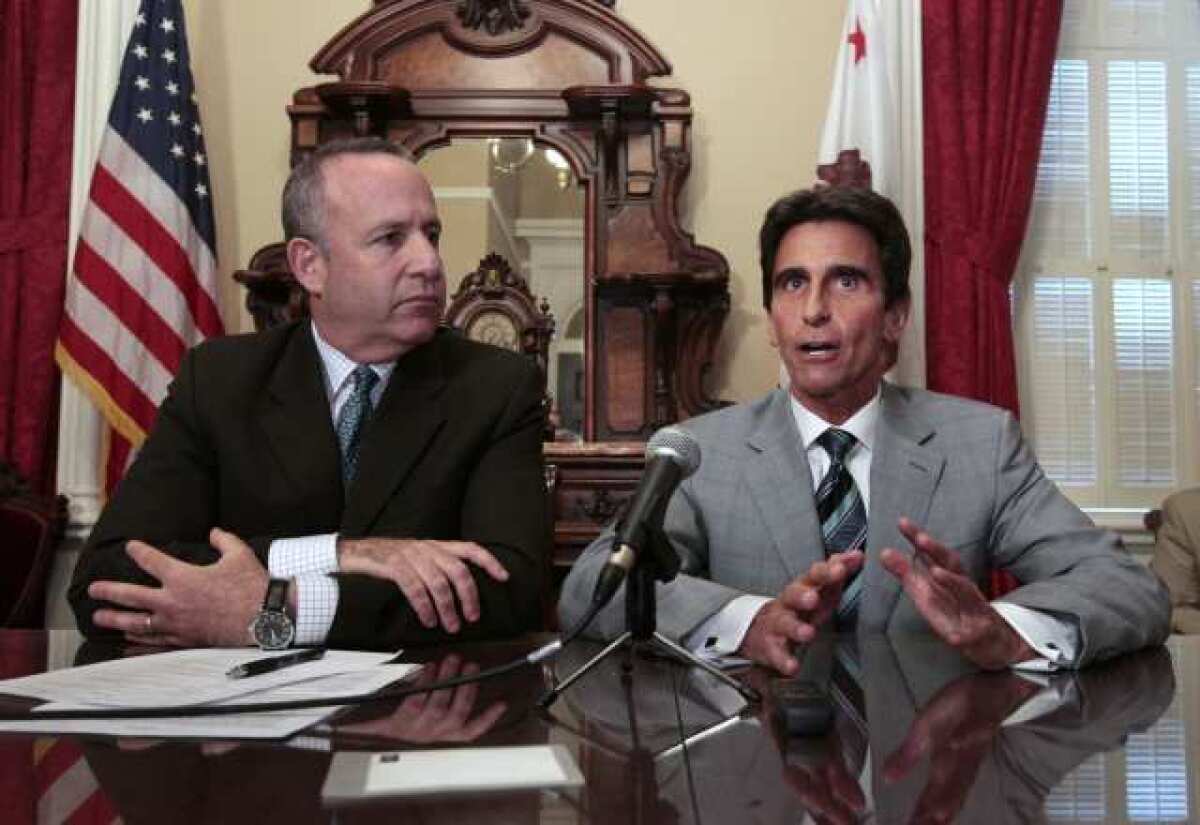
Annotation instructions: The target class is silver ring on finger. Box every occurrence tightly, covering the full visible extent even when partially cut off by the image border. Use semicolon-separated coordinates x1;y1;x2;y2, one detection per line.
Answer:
144;613;154;635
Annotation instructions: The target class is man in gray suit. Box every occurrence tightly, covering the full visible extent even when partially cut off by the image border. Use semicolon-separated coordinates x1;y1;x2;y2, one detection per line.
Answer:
560;186;1169;674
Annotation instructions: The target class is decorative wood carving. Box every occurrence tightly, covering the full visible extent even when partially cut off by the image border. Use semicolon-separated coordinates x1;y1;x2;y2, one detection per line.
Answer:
455;0;531;35
314;81;411;137
238;0;731;568
444;252;556;379
232;243;308;330
817;148;873;189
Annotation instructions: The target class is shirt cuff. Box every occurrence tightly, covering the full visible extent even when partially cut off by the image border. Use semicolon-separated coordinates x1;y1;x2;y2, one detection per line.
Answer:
293;574;339;646
685;594;773;658
992;602;1080;672
1002;672;1079;727
269;534;339;577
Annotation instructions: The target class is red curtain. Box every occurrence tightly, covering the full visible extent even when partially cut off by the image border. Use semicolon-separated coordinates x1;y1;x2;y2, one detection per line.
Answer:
923;0;1063;415
0;0;77;494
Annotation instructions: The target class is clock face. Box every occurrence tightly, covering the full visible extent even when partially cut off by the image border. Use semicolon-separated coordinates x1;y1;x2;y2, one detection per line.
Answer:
251;611;295;650
466;311;520;351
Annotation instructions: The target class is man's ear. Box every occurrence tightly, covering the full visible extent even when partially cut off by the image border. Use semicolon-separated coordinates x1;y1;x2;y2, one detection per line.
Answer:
286;237;326;298
883;295;911;346
766;308;780;350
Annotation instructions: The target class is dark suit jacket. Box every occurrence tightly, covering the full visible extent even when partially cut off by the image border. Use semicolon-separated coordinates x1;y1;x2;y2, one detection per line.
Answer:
69;322;547;648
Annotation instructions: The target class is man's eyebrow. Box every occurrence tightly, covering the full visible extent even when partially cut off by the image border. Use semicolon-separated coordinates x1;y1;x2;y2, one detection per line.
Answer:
830;263;870;279
367;219;410;235
773;266;809;283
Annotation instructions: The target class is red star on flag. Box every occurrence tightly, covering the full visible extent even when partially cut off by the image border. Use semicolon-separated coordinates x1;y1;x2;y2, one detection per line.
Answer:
848;17;867;64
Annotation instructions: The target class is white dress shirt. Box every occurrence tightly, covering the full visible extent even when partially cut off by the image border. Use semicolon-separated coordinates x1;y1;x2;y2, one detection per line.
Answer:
266;323;395;645
687;389;1078;670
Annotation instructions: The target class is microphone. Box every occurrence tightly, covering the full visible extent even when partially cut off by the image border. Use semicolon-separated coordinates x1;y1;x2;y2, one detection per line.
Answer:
591;426;701;607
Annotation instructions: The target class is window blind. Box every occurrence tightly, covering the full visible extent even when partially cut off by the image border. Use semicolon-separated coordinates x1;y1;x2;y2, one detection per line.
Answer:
1029;277;1097;484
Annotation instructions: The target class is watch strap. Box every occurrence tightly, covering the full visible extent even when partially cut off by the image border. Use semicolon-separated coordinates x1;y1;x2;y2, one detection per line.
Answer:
263;578;289;613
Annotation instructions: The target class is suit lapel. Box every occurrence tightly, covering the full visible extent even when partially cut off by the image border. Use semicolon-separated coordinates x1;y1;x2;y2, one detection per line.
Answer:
257;326;344;517
744;389;825;581
861;383;945;629
340;336;448;534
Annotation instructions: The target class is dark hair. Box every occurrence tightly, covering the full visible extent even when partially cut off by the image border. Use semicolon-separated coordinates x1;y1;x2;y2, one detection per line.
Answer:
758;186;911;309
281;137;415;252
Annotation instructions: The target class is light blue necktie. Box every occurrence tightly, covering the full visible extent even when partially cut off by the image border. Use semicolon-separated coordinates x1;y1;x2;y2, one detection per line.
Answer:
335;365;379;484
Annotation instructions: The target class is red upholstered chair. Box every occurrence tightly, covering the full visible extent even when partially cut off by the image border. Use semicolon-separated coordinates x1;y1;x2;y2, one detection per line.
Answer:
0;464;67;628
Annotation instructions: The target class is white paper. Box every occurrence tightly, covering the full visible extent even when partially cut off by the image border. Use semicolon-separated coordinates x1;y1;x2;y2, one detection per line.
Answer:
326;745;584;799
0;663;423;740
0;648;398;708
0;649;424;741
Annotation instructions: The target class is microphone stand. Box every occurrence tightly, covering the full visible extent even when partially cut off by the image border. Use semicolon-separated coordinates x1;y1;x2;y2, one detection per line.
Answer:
540;526;760;710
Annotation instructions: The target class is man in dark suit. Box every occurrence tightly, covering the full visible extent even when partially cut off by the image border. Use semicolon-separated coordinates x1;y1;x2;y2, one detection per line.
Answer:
70;137;547;649
560;186;1168;673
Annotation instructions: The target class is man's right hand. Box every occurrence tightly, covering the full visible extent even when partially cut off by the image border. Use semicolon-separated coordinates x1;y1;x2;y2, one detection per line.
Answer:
738;550;864;675
336;538;509;633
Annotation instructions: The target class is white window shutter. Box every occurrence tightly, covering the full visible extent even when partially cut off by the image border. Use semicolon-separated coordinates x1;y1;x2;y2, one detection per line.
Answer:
1030;60;1092;259
1108;60;1169;261
1029;277;1097;484
1105;0;1170;44
1112;278;1175;484
1187;63;1200;263
1045;754;1106;820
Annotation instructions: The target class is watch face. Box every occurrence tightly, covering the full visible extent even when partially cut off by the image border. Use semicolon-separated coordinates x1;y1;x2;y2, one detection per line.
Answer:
251;611;295;650
466;311;520;351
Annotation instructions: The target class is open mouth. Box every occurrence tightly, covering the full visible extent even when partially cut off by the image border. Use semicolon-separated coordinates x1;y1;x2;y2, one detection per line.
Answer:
799;342;839;354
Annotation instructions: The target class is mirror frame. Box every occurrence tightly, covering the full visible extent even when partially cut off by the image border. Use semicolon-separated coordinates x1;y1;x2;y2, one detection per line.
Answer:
235;0;733;577
238;0;730;442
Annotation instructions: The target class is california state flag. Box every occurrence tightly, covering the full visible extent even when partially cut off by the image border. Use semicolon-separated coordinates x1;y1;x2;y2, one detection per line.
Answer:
816;0;926;387
818;0;901;194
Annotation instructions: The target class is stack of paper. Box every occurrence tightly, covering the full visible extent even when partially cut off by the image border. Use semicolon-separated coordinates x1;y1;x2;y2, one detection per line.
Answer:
0;649;422;740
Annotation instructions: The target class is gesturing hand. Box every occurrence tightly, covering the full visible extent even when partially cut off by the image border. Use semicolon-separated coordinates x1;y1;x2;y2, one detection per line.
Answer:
738;550;864;675
88;527;268;647
879;517;1034;670
882;670;1041;824
337;538;509;634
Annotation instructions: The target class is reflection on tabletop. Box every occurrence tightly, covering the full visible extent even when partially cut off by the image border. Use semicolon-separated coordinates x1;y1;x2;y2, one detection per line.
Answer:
0;630;1183;824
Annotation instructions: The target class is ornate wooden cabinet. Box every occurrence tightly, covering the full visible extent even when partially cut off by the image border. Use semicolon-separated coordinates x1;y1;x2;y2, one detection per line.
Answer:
235;0;730;579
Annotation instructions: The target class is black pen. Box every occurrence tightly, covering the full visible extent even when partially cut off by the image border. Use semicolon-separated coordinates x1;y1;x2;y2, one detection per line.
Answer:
226;648;326;679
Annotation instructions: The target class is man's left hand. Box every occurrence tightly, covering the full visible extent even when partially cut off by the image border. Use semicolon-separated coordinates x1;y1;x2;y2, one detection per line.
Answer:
88;527;268;647
882;670;1041;822
879;517;1034;670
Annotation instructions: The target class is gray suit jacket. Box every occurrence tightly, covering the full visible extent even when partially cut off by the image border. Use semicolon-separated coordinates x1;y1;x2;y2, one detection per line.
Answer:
560;383;1169;665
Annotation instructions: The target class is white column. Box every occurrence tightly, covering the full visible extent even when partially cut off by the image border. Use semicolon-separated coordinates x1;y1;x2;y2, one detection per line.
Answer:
890;0;926;388
56;0;141;536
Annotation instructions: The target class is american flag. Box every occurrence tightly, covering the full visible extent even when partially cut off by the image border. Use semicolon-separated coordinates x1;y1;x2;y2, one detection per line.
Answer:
56;0;223;494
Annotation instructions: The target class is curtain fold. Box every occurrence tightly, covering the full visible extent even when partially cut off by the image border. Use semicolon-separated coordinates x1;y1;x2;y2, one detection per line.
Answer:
0;0;78;493
922;0;1063;415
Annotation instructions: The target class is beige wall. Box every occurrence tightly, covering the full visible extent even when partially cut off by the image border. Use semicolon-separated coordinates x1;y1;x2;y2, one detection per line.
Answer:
183;0;843;402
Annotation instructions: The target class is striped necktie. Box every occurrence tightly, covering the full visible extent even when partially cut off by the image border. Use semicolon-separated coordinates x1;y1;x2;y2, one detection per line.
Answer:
815;428;867;627
336;365;379;484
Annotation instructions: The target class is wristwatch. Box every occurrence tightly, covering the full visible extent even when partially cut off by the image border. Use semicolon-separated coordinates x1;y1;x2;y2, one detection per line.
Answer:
249;578;295;650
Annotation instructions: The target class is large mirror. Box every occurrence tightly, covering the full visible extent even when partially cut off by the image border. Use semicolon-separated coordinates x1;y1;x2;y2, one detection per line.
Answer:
420;138;585;438
238;0;734;574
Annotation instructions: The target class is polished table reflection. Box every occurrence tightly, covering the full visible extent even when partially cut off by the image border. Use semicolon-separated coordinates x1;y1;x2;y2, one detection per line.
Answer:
0;629;1190;824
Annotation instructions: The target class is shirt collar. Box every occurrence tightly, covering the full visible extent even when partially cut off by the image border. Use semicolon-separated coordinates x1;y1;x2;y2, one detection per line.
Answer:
310;322;396;400
788;388;881;454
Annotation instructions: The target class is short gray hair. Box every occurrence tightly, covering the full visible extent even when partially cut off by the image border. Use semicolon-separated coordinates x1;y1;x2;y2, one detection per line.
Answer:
281;137;415;252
